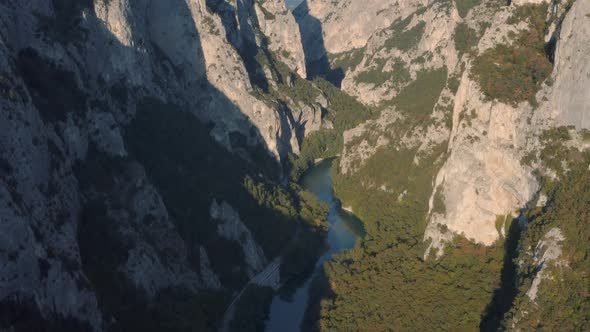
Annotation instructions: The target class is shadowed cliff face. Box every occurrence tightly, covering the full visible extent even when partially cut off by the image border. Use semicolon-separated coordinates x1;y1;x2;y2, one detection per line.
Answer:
293;0;344;87
206;0;271;92
0;0;311;330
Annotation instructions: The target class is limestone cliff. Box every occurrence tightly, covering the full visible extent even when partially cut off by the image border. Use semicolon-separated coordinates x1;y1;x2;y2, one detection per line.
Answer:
426;0;589;254
0;0;318;329
308;0;587;328
324;0;587;256
256;0;307;78
0;0;588;330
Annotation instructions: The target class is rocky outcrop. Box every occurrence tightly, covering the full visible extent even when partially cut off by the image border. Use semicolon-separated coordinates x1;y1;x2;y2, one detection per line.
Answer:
255;0;307;78
87;111;127;157
524;228;566;301
506;226;569;328
423;0;589;255
512;0;549;5
340;110;401;175
210;200;266;277
542;0;590;129
195;0;298;160
298;0;426;57
116;164;203;298
424;70;539;254
340;1;460;105
199;246;222;289
0;0;321;328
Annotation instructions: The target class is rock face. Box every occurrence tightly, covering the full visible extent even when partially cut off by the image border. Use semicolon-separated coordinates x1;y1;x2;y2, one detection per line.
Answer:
256;0;307;78
543;0;590;129
298;0;426;56
113;165;202;299
424;70;539;254
210;200;266;277
340;110;401;175
339;0;460;105
0;0;316;329
1;0;588;329
423;0;590;254
199;246;222;289
423;1;577;254
524;228;565;301
318;0;587;256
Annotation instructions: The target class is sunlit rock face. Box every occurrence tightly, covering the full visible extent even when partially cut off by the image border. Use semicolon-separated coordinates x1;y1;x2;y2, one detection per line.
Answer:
425;71;539;255
256;0;307;78
299;0;428;56
543;0;590;129
311;0;586;256
426;0;589;254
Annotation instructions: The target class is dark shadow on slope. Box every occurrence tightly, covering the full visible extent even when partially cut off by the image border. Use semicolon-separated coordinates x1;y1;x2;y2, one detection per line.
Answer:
545;36;557;64
0;295;92;332
204;0;307;165
301;267;335;332
9;0;301;330
293;0;344;87
479;217;523;331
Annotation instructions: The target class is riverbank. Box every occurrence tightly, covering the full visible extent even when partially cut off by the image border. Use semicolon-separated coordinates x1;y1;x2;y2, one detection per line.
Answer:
264;159;364;332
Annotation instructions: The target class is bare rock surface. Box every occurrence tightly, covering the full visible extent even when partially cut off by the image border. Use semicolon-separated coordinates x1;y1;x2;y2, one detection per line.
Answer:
0;0;321;328
543;0;590;129
211;200;267;277
525;228;566;301
256;0;307;78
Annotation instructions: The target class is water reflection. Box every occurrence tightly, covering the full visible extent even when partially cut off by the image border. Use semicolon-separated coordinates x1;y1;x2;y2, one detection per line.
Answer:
265;159;363;332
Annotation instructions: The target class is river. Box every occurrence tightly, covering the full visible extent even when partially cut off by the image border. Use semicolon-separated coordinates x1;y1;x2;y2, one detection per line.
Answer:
264;159;364;332
284;0;304;10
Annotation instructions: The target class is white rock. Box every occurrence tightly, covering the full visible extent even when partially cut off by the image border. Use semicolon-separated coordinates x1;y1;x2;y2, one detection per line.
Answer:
526;228;566;301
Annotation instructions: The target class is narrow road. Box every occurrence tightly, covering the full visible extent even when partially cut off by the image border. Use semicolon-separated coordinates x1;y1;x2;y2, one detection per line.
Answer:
219;225;302;332
219;256;282;332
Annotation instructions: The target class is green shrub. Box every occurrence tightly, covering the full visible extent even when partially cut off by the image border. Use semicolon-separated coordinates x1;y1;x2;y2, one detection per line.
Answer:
328;48;366;73
455;0;481;18
354;60;410;87
432;185;446;215
384;21;426;51
471;3;552;106
393;67;448;118
454;23;479;55
0;74;20;102
505;152;590;330
258;5;275;20
447;73;461;94
313;78;373;132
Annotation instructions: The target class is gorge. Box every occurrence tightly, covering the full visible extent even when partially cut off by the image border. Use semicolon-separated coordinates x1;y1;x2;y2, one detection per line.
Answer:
265;159;363;332
0;0;588;331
